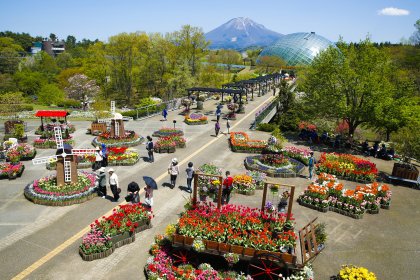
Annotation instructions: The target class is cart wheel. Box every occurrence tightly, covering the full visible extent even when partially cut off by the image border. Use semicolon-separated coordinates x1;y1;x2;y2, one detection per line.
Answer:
248;253;289;280
171;247;197;266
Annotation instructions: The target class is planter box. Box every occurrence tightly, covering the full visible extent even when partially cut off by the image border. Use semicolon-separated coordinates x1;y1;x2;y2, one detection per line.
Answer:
243;247;256;257
206;240;219;250
184;236;194;246
79;247;114;261
235;189;256;196
381;203;390;210
230;244;244;255
367;208;379;214
218;242;231;253
111;231;135;248
173;234;185;245
392;163;419;180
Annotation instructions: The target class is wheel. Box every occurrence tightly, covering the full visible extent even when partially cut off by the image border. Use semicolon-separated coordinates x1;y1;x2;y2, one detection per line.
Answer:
171;247;197;266
248;253;289;280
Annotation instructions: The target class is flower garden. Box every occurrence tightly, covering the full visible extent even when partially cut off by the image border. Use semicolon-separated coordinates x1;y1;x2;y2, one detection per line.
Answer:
5;143;36;161
184;113;208;125
23;171;97;206
46;146;140;169
0;162;25;180
79;203;153;261
152;128;186;153
232;174;257;195
297;173;392;219
197;163;222;201
316;153;378;183
33;137;75;149
230;132;267;153
35;123;76;135
92;130;144;148
245;154;305;178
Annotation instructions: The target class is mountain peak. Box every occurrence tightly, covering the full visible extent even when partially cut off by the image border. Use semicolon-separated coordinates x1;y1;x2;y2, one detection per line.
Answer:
205;17;282;50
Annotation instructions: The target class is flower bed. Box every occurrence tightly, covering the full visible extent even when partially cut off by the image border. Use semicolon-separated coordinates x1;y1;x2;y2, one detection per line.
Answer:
282;146;312;166
92;130;144;148
232;174;256;195
184;113;208;125
152;127;184;138
35;123;76;135
33;137;74;149
246;170;266;189
5;143;36;161
230;132;267;153
47;147;140;169
331;265;377;280
197;163;222;199
297;173;392;219
316;153;378;182
24;171;97;206
80;203;153;261
154;135;186;154
0;162;25;179
244;154;305;178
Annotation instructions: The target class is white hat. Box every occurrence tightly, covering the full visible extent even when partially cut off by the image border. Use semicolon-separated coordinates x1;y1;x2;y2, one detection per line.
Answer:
108;168;115;173
96;146;100;150
172;158;178;163
98;167;105;172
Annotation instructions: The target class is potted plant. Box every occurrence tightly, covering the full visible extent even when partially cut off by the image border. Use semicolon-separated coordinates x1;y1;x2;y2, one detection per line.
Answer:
315;222;327;250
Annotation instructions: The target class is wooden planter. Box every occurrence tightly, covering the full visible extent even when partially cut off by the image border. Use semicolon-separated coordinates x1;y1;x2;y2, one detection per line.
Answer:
218;242;231;252
243;247;256;257
230;245;244;255
79;247;114;261
392;163;419;180
111;231;135;248
173;234;185;245
184;236;194;246
206;240;219;250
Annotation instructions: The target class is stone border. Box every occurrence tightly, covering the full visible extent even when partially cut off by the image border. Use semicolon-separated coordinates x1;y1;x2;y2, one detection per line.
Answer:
92;135;144;148
244;155;305;178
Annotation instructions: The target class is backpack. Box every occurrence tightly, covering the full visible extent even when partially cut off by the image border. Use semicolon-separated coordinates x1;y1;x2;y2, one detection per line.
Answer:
147;141;153;151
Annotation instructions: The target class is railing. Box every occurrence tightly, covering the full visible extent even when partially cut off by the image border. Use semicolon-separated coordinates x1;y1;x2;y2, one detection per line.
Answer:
252;99;277;129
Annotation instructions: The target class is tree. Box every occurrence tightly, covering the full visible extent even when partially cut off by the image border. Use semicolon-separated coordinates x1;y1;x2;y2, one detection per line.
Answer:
65;74;100;101
0;37;24;73
0;73;17;93
409;19;420;45
392;123;420;163
256;56;286;73
65;35;77;49
49;33;57;42
0;91;27;115
14;70;48;95
168;62;195;98
300;39;394;137
0;31;35;51
37;84;65;105
246;48;262;66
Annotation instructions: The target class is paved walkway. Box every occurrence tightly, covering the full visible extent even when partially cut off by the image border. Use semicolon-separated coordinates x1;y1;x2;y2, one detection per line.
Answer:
0;93;419;280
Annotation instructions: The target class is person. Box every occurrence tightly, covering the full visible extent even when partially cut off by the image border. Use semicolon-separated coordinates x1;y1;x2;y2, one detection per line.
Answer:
94;146;103;171
168;158;179;188
146;136;154;162
127;181;140;204
97;167;107;198
362;140;369;155
226;118;231;134
144;185;154;210
222;171;233;204
101;143;108;167
320;131;328;144
308;152;316;180
108;168;120;202
215;121;220;136
216;108;221;122
185;162;194;193
278;190;290;212
371;141;380;157
378;143;387;159
162;108;168;121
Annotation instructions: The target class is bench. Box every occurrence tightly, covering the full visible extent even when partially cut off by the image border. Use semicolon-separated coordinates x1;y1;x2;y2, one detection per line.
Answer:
386;175;420;189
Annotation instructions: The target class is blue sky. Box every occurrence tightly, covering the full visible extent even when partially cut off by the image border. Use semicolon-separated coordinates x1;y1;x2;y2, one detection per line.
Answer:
0;0;418;43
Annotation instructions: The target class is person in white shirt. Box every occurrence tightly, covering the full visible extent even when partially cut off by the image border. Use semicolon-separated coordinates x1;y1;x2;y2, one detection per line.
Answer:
168;158;179;188
108;168;120;202
94;146;103;171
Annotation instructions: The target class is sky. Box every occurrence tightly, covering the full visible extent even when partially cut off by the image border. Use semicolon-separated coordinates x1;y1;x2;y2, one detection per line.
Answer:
0;0;418;43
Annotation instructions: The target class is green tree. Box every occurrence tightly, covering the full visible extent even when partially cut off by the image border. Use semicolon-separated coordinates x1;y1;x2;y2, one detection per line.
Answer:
300;38;394;137
65;35;77;49
37;84;65;105
409;19;420;45
0;73;17;93
256;55;286;73
0;37;24;73
392;123;420;163
168;61;195;98
14;70;48;95
246;48;262;66
49;33;57;42
0;31;36;51
0;91;27;115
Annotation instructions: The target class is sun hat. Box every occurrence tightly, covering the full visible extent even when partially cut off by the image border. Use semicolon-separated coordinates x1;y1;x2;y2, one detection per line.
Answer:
108;168;115;173
172;158;178;164
95;146;100;150
98;167;105;172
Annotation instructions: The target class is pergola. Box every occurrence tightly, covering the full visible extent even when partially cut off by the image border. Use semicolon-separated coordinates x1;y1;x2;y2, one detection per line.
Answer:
35;110;70;131
222;73;282;99
186;87;245;104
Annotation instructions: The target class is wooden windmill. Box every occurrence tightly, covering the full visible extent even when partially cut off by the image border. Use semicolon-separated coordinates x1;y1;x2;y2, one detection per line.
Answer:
109;101;125;138
32;127;97;186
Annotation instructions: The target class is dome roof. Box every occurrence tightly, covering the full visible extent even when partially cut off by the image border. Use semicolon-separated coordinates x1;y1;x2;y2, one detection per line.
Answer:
259;32;335;66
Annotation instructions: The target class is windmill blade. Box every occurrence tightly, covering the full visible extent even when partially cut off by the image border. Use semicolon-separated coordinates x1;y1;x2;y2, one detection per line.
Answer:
32;155;58;165
64;160;71;183
111;101;115;115
54;126;64;150
71;149;96;155
115;121;120;137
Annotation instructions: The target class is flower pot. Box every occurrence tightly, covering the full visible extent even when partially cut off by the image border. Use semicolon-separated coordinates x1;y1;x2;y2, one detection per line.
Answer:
173;234;185;245
79;246;115;261
367;208;379;214
218;242;231;252
184;236;194;246
230;245;244;255
206;240;219;250
111;231;135;248
243;247;256;257
380;204;390;210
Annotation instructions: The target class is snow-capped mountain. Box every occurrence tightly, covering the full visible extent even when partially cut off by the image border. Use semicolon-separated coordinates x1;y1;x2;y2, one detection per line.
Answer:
205;17;283;49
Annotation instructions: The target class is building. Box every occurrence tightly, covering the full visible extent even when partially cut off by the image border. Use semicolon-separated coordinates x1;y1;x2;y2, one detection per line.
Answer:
31;39;65;56
259;32;336;66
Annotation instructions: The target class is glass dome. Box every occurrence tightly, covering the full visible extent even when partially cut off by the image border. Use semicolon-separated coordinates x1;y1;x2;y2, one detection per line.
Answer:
259;32;335;66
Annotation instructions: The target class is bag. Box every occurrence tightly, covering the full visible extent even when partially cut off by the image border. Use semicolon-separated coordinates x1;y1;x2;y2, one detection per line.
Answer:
125;193;133;202
117;188;121;194
132;192;140;204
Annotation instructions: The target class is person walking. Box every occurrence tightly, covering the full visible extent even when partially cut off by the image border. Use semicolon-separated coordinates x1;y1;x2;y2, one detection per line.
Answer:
215;121;220;137
101;143;108;167
185;162;194;193
222;171;233;204
226;118;231;134
127;181;140;204
216;108;221;122
168;158;179;188
308;152;316;180
97;167;107;198
94;146;103;171
146;136;154;162
108;168;120;202
144;185;154;210
162;108;168;121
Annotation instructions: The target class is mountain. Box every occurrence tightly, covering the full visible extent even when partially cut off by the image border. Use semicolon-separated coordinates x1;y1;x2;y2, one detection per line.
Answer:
205;17;283;50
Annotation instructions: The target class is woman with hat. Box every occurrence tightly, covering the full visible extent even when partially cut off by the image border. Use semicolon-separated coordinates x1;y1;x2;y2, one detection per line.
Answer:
97;167;107;198
126;181;140;204
94;146;103;171
168;158;179;188
108;168;120;202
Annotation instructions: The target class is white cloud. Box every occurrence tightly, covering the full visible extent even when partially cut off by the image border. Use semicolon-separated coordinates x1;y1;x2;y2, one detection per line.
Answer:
378;7;410;16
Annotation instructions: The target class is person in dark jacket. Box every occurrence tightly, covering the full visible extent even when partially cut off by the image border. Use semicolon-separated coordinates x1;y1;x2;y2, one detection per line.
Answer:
97;167;107;198
127;181;140;204
146;136;154;162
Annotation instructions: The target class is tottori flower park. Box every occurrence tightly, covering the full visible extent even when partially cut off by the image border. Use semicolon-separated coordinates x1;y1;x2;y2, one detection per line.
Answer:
0;4;419;280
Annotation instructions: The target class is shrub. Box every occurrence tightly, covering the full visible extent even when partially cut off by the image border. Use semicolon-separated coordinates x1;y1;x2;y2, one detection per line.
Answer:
57;99;81;108
257;123;277;132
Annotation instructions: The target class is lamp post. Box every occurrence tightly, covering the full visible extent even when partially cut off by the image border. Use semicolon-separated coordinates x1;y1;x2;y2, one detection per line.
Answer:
173;120;177;129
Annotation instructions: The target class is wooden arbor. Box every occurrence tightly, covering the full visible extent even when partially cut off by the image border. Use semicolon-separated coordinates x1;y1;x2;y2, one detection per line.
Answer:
186;87;245;105
35;110;69;132
192;172;223;209
261;182;295;221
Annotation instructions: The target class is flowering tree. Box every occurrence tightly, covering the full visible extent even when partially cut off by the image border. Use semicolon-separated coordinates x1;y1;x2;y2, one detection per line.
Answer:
65;74;100;107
